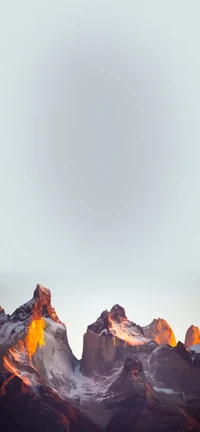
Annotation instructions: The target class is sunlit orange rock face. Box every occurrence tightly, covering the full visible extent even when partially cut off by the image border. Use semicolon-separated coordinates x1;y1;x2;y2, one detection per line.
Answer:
26;318;46;358
3;326;45;383
22;284;64;357
185;325;200;348
2;284;65;382
142;318;176;347
25;284;65;359
3;341;35;387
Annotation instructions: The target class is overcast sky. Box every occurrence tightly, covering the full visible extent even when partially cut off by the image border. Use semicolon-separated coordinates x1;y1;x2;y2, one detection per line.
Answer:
0;1;200;358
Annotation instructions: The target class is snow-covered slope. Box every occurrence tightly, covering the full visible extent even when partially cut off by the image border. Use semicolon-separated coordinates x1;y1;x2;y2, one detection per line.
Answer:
108;304;150;345
189;343;200;353
109;316;149;346
33;317;77;397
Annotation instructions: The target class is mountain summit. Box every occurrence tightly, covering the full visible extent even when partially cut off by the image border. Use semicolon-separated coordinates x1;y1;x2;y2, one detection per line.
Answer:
185;325;200;348
0;284;77;397
81;304;154;377
142;318;176;347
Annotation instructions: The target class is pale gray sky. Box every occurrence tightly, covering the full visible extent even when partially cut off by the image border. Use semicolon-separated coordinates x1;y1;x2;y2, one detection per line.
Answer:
0;1;200;357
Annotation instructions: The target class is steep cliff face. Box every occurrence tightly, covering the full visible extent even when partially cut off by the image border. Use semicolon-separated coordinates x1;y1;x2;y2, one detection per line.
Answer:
148;342;200;400
142;318;176;347
81;305;156;377
185;325;200;348
105;355;148;406
105;354;200;432
1;284;77;396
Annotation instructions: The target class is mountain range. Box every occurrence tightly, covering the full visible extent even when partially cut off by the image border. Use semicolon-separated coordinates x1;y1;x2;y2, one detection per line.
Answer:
0;284;200;431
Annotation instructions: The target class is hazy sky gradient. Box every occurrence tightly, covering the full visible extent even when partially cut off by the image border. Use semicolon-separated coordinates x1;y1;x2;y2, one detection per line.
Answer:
0;1;200;357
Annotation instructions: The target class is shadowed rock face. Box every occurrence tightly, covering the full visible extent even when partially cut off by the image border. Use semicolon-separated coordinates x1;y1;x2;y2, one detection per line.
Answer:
173;341;192;364
192;351;200;369
105;355;147;406
142;318;176;347
148;342;200;399
105;355;200;432
185;325;200;348
109;305;127;322
124;355;144;373
88;310;110;334
0;307;5;315
0;372;102;432
175;341;200;374
0;307;7;327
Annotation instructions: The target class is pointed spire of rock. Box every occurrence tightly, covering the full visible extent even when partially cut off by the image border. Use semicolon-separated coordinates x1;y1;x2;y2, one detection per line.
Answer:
87;309;109;333
143;318;176;347
34;284;51;302
32;284;64;326
185;325;200;348
124;355;144;375
110;304;127;322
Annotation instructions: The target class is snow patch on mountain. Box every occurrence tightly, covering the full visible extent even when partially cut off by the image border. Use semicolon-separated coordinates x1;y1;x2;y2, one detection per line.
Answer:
153;386;178;395
109;318;150;346
68;365;122;403
189;343;200;353
32;317;77;398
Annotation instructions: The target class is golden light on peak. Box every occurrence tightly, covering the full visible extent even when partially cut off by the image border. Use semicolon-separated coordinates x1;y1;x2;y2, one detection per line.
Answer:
26;318;46;358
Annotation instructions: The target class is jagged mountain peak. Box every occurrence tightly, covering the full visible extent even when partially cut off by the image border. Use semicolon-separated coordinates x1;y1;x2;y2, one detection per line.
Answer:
153;317;165;324
81;305;152;376
105;351;200;432
87;309;109;334
87;304;129;335
32;283;64;326
87;304;144;341
34;284;51;301
9;284;64;327
124;354;144;374
87;304;127;334
110;304;127;322
173;341;193;364
142;317;176;347
105;354;154;412
1;284;77;400
188;324;199;330
185;324;200;348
